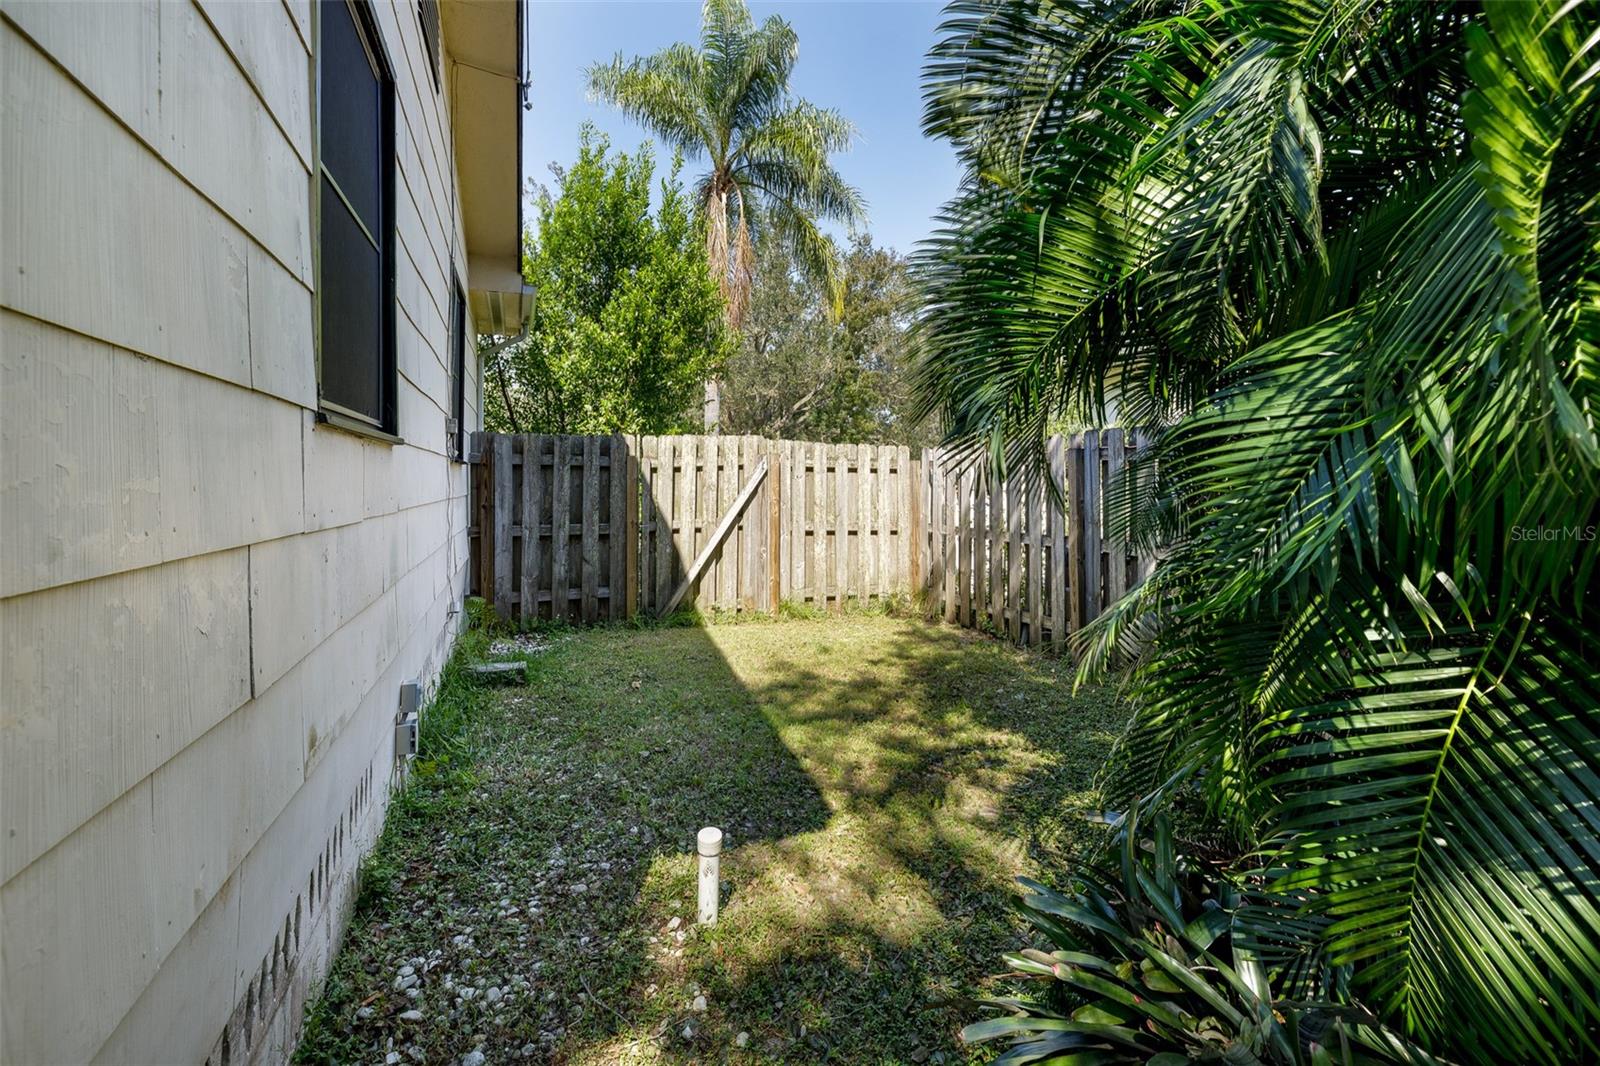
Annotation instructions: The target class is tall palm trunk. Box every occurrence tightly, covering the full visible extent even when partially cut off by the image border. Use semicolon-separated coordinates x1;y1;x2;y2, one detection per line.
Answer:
701;176;752;429
705;182;732;313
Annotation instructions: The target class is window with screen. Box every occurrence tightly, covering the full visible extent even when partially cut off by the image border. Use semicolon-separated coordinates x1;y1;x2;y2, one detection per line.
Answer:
418;1;442;92
318;0;396;433
448;276;467;460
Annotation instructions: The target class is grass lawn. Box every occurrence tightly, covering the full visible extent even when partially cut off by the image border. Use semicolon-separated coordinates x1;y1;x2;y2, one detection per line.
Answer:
297;614;1125;1065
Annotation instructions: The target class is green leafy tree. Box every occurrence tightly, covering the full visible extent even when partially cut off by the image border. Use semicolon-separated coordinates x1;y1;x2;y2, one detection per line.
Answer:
721;234;931;445
586;0;866;425
918;1;1600;1062
485;128;731;434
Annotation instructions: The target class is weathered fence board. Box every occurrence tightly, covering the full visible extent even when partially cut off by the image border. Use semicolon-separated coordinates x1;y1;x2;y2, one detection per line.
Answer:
916;429;1153;647
470;434;914;621
469;429;1150;645
1048;436;1068;639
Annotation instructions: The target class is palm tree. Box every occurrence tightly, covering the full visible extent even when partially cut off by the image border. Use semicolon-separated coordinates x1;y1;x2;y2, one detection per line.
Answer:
917;1;1600;1063
587;0;866;427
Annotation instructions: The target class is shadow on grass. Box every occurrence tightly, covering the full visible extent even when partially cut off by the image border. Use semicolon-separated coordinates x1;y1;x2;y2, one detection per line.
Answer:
295;616;1124;1066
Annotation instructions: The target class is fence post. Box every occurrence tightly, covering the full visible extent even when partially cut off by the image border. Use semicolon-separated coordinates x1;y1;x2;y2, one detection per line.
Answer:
928;452;945;618
1078;430;1103;625
1067;437;1085;635
989;468;1004;631
1105;430;1127;607
469;431;487;599
908;456;923;598
1006;469;1022;642
769;444;782;611
1027;467;1044;646
581;437;601;622
843;444;854;607
956;464;970;627
792;440;805;603
812;444;829;609
521;434;545;626
625;436;640;618
1048;436;1068;646
1134;430;1157;586
967;464;982;628
551;437;571;623
491;433;515;621
646;439;664;611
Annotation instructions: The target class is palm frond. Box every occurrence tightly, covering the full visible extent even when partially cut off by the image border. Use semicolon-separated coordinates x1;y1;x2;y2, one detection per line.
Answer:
585;44;712;157
1259;605;1600;1061
922;2;1600;1061
764;203;844;318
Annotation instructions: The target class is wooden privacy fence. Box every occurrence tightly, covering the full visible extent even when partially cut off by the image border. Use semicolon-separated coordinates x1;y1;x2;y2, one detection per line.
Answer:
469;429;1153;646
470;433;915;623
920;430;1155;647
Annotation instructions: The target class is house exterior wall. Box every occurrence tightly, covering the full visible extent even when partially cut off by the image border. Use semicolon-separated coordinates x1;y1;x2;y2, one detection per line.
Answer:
0;2;489;1062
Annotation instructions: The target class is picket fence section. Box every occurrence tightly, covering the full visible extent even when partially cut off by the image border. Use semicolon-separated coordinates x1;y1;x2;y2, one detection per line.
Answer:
919;430;1154;647
470;429;1152;645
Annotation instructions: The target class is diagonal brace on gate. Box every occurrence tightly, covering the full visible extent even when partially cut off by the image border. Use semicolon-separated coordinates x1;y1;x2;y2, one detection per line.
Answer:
658;457;770;618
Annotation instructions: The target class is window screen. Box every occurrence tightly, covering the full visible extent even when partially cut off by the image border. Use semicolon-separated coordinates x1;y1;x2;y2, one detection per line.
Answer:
318;0;395;430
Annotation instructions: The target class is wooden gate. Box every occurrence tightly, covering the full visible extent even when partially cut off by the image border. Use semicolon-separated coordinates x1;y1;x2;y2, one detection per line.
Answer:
470;433;918;624
472;433;632;623
633;437;917;617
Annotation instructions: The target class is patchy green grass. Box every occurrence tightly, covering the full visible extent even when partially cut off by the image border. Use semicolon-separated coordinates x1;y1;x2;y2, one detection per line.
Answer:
296;616;1125;1065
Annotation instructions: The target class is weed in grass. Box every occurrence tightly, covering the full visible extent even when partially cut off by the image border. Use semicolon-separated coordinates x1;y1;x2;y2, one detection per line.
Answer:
776;598;827;622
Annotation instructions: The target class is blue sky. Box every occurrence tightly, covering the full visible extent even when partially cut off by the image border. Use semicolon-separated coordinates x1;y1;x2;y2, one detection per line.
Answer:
521;0;962;255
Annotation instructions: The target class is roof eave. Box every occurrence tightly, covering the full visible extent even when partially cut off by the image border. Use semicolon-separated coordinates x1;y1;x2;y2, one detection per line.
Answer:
444;0;529;332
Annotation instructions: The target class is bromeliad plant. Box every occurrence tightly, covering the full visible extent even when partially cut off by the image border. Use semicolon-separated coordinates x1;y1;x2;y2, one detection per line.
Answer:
965;809;1434;1065
918;1;1600;1062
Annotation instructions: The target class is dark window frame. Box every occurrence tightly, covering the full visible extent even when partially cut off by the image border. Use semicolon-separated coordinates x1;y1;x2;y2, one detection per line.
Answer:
448;274;468;461
314;0;399;440
418;0;442;93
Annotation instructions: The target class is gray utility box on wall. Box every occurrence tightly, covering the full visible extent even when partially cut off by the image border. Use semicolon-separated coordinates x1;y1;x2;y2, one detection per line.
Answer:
395;680;421;760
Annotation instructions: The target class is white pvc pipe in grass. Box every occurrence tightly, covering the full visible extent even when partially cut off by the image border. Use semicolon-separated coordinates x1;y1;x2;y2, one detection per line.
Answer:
697;827;723;925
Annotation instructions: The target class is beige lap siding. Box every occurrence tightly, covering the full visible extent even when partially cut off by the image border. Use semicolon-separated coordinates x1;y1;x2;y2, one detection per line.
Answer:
2;23;253;390
0;1;478;1062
